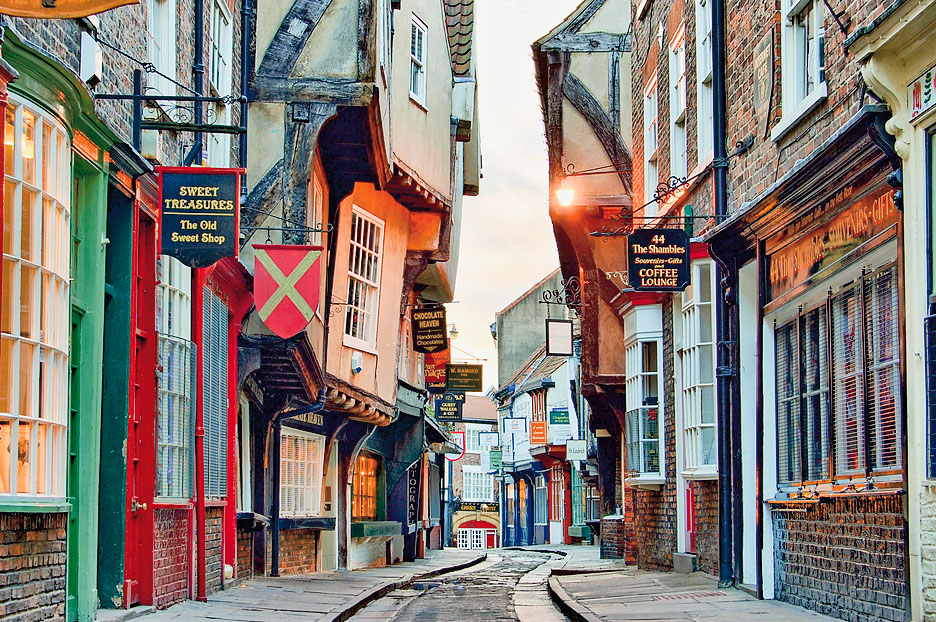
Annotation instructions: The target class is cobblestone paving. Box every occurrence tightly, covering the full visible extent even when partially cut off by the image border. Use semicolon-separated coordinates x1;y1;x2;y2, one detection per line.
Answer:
349;550;569;622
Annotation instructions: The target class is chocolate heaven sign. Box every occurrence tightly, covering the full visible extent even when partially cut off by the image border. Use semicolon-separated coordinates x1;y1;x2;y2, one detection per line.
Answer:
627;228;690;291
159;167;243;267
411;306;448;354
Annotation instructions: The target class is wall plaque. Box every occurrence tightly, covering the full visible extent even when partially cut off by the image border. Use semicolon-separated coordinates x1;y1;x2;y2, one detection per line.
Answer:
159;167;243;267
627;228;690;291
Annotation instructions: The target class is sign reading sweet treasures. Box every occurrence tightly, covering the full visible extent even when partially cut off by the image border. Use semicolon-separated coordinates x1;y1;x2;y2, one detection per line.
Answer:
159;167;243;267
765;184;898;303
627;228;691;291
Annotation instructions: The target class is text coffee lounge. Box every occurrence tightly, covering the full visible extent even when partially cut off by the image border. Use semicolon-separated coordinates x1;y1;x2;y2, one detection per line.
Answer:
706;106;908;619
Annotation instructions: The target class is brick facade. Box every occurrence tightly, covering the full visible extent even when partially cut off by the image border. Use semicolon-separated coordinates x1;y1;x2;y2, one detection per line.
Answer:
277;529;317;575
0;513;67;621
692;480;718;576
236;527;253;580
206;507;224;595
772;495;907;621
153;509;191;609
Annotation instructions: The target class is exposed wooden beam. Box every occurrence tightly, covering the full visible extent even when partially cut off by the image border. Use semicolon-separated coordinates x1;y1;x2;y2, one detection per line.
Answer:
256;0;333;78
251;77;373;105
563;0;607;35
541;32;629;53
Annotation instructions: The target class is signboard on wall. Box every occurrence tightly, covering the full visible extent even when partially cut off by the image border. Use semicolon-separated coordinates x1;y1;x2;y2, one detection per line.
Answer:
566;439;587;461
424;348;450;393
489;449;503;470
446;364;483;392
479;432;500;448
406;462;420;526
502;417;525;435
627;228;690;291
530;421;548;445
546;319;574;357
910;64;936;122
159;167;243;267
433;392;465;421
411;306;448;353
549;409;572;445
253;245;323;339
753;30;774;138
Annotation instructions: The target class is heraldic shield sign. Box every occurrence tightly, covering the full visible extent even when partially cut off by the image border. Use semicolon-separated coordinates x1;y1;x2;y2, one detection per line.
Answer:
253;245;323;339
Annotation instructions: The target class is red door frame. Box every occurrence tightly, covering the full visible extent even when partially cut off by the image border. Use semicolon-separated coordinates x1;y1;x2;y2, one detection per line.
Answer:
124;192;159;606
686;485;697;553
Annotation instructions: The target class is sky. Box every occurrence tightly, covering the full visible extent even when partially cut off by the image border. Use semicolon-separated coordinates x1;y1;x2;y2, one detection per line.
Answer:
446;0;582;392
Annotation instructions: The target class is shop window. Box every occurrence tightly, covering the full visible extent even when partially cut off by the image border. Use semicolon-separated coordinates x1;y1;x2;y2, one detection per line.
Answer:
534;474;547;525
146;0;178;97
695;0;714;162
774;0;826;139
352;452;382;521
571;469;584;526
549;465;564;521
203;287;229;499
465;423;485;453
462;466;493;501
625;340;663;478
518;478;527;521
669;28;688;179
156;256;195;499
0;96;71;498
775;264;901;488
678;261;717;476
409;15;428;106
344;209;383;348
585;484;601;521
280;427;325;517
506;483;515;527
643;78;659;209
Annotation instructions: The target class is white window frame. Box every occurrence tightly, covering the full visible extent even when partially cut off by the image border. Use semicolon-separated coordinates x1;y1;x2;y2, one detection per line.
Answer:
343;208;383;349
624;323;665;485
461;465;493;502
146;0;178;97
669;27;688;180
643;77;659;211
772;0;826;141
533;474;547;525
236;393;252;512
695;0;714;163
280;427;325;517
677;260;717;479
1;95;71;500
409;15;428;107
209;0;233;98
464;423;486;453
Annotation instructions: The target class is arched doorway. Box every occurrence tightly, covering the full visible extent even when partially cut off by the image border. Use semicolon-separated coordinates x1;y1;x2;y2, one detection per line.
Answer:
456;520;498;550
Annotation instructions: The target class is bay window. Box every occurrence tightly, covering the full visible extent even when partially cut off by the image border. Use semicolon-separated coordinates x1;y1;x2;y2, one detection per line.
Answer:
1;95;71;499
775;264;901;489
280;427;325;517
534;474;547;525
345;209;383;348
625;337;664;480
462;466;493;502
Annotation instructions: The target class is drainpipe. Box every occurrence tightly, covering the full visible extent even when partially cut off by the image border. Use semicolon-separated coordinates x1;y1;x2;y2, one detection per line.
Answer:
194;269;207;601
270;390;328;576
711;0;734;589
238;0;254;170
185;0;205;165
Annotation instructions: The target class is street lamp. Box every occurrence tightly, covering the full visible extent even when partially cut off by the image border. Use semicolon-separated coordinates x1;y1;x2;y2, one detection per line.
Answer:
556;183;575;207
448;323;459;340
556;163;633;207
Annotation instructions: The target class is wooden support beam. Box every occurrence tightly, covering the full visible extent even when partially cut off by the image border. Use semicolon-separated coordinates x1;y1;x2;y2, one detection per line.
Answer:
256;0;334;78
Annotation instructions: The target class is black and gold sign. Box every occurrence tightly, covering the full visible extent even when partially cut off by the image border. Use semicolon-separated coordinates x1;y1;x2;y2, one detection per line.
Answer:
627;228;690;291
159;167;243;268
433;392;465;422
412;306;448;353
446;364;483;392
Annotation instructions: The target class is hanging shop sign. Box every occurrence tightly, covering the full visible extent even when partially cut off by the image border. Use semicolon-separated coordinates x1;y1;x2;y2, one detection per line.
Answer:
412;306;448;353
159;167;243;267
566;439;587;461
503;417;526;435
530;421;548;445
765;185;898;303
549;408;572;445
406;462;421;526
489;449;503;470
253;245;324;339
446;364;483;392
479;432;500;448
0;0;138;18
433;392;466;422
424;348;450;393
546;319;574;357
910;64;936;123
627;228;690;291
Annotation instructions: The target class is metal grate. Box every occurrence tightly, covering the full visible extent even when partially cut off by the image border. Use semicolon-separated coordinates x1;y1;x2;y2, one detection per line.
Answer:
203;288;229;499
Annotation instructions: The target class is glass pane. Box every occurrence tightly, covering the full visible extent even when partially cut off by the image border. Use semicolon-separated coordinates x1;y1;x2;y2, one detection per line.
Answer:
4;104;15;177
699;264;712;302
35;423;46;495
42;199;54;269
0;338;13;413
19;265;35;340
21;190;36;263
17;421;31;494
701;426;716;465
1;258;13;334
699;344;714;384
701;386;715;424
22;110;35;185
40;273;50;345
2;180;13;253
19;342;33;417
42;122;51;192
0;419;9;492
642;342;658;372
699;305;713;342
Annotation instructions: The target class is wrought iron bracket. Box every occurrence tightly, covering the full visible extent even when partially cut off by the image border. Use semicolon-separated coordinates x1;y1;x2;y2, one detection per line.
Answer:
540;276;583;313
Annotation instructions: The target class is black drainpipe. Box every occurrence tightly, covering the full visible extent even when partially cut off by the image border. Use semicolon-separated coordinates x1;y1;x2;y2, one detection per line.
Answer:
238;0;255;170
711;0;734;589
184;0;206;165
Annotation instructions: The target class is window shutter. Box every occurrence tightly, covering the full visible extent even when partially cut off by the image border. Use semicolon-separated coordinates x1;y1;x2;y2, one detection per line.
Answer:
832;286;865;477
864;266;901;472
203;288;229;499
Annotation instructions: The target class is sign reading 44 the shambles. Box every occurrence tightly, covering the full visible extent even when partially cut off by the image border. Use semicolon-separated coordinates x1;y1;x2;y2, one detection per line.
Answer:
159;167;244;268
627;228;690;291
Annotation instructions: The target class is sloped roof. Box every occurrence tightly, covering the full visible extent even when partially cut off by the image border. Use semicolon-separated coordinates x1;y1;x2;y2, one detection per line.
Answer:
519;354;567;392
464;395;497;421
495;268;561;318
501;343;548;392
444;0;475;77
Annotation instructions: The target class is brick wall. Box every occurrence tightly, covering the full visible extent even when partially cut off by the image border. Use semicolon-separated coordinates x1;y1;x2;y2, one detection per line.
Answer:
277;529;317;575
153;508;191;609
772;494;907;622
0;513;67;621
600;516;627;560
205;507;223;596
236;527;253;580
921;488;936;618
692;480;718;576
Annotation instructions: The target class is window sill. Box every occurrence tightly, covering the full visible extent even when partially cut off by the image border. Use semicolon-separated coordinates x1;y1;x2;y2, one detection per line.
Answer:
681;469;718;481
770;83;828;143
350;520;402;538
278;516;336;531
0;500;71;514
625;475;665;491
409;95;428;113
342;336;378;356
